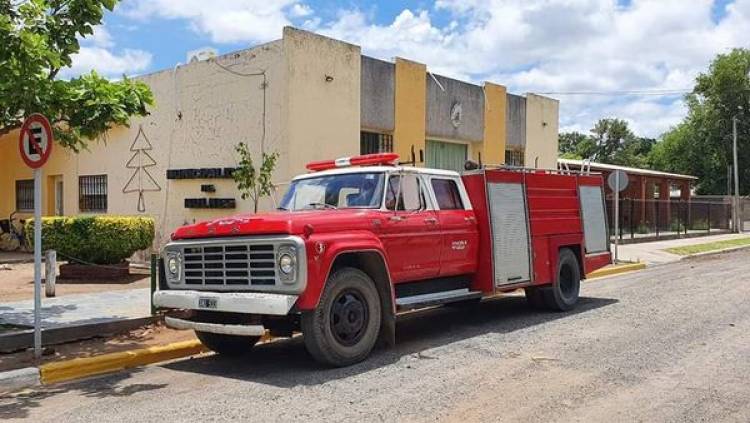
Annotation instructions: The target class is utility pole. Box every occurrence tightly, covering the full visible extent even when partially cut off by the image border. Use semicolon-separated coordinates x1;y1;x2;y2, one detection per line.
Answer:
732;116;740;233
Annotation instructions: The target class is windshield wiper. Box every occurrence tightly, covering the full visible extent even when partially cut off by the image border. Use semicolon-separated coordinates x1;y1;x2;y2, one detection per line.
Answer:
307;202;337;210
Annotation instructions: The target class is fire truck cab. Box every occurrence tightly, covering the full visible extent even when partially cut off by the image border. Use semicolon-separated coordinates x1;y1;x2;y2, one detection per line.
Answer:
154;153;611;366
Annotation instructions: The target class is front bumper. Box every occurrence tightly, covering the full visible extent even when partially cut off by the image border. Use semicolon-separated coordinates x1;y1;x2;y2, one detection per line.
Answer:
165;316;266;336
153;290;298;316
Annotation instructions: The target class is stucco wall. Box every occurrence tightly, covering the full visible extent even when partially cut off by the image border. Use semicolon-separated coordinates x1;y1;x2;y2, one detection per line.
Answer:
524;94;559;170
393;58;426;166
360;56;394;132
426;74;484;143
283;27;361;176
481;82;507;165
506;94;526;148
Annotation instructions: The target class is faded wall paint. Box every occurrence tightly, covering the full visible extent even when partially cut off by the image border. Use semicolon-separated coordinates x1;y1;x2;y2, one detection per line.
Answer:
361;56;394;132
506;94;526;148
481;83;507;165
525;94;559;170
426;74;484;143
393;58;426;166
284;27;361;176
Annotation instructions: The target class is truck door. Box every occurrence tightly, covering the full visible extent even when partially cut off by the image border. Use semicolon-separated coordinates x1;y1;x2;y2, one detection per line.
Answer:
429;177;479;276
380;173;441;283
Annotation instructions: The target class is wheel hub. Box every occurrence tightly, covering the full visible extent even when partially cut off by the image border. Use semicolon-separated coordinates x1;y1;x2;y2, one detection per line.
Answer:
330;290;369;346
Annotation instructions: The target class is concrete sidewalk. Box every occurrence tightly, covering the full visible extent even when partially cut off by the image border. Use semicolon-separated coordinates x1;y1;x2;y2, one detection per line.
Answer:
0;288;150;329
615;233;750;265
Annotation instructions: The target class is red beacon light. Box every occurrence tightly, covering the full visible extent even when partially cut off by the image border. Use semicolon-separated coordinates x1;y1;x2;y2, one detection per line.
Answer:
305;153;400;172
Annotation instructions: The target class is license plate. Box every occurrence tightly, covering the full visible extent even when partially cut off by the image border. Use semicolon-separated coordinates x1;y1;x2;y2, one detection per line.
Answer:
198;297;218;309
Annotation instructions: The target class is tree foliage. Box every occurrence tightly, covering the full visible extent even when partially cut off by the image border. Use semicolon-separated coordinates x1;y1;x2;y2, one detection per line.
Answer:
0;0;153;152
559;118;656;168
233;142;279;213
651;48;750;195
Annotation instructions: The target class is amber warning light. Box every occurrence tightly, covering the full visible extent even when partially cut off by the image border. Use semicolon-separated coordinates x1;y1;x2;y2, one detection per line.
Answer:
305;153;400;171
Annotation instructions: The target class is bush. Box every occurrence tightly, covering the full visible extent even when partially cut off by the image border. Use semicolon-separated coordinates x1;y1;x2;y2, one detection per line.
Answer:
25;216;155;265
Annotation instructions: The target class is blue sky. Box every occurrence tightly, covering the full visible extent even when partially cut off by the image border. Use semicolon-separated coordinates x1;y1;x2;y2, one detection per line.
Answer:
68;0;750;138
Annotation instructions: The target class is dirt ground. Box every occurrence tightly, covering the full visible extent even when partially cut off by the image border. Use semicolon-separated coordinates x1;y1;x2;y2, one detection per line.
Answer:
0;262;150;302
0;321;196;372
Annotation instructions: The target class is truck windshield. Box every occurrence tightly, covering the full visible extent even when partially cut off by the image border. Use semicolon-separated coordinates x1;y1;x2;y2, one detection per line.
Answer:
280;172;385;211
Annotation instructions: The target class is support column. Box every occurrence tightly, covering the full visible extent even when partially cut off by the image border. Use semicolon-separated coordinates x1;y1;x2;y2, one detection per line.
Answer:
481;82;507;165
393;58;426;166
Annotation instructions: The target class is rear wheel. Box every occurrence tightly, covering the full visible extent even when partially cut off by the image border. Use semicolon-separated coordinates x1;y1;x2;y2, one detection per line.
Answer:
193;311;260;356
524;286;546;308
302;267;381;367
195;331;260;356
542;248;581;311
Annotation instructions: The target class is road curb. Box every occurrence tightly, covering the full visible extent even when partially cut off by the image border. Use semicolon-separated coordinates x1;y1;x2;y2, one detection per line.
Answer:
0;367;41;394
586;262;646;279
39;340;207;385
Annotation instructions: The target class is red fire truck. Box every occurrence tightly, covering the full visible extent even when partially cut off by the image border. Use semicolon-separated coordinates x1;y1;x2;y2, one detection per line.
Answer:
154;153;611;366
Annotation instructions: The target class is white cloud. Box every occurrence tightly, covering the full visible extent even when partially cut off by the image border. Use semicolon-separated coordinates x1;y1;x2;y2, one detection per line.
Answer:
59;47;153;79
121;0;307;43
114;0;750;137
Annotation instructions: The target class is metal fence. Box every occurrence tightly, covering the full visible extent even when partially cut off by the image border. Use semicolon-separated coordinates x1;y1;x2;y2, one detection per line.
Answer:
605;198;734;242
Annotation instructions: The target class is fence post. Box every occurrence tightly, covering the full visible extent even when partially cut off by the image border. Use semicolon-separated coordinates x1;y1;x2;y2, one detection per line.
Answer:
707;203;711;233
150;253;157;316
44;250;56;298
630;198;635;239
655;200;660;238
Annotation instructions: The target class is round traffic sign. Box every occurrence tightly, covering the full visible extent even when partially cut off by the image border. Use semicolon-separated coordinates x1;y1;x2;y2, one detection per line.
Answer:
18;114;53;169
607;170;629;192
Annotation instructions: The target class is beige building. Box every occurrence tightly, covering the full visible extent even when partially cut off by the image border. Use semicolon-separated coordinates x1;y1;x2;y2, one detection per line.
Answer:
0;27;559;248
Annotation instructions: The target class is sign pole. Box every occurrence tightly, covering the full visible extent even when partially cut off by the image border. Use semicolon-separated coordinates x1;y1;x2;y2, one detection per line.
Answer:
33;167;42;358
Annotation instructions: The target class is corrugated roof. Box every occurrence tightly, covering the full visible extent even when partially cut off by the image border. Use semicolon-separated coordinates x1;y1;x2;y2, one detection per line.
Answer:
558;158;697;180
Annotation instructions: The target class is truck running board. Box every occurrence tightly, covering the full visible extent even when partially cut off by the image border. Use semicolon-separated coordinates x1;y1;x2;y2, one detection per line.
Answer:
395;288;482;312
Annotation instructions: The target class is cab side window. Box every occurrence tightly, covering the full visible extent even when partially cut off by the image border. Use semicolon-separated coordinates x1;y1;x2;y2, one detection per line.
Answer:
385;174;424;211
431;178;464;210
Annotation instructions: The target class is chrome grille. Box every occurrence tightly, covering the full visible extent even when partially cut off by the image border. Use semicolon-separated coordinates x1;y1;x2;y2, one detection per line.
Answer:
182;243;277;287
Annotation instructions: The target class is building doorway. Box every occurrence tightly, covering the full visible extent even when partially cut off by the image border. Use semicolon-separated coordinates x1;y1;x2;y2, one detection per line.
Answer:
425;140;467;172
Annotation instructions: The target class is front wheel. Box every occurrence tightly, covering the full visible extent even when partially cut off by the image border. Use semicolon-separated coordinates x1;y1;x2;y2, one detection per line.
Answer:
302;267;381;367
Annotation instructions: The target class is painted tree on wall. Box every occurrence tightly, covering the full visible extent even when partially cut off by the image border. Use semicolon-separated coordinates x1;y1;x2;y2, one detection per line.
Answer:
123;125;160;212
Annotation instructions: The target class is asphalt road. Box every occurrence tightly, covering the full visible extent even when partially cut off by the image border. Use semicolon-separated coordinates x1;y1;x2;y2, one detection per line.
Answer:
3;249;750;422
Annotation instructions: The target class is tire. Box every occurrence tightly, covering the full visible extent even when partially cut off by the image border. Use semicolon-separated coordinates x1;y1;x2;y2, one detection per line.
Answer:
524;286;546;308
195;331;260;356
542;248;581;311
302;267;382;367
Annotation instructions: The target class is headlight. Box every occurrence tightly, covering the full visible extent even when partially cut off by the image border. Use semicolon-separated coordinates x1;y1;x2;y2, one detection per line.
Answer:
278;253;295;274
166;252;181;281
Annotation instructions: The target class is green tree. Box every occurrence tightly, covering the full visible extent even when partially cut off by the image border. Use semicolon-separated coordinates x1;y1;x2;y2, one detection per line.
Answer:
651;48;750;194
0;0;153;152
233;142;279;213
559;118;654;167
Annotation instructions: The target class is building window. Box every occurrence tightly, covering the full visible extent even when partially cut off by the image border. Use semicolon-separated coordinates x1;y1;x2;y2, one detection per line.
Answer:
79;175;108;212
505;149;525;167
360;131;393;155
15;180;34;212
431;178;464;210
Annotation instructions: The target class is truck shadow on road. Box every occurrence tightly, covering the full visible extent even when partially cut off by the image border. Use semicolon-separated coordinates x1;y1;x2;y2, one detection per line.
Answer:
162;295;618;388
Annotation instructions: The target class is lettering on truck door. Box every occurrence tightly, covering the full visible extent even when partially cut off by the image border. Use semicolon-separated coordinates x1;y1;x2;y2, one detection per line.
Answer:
429;176;479;276
379;173;441;282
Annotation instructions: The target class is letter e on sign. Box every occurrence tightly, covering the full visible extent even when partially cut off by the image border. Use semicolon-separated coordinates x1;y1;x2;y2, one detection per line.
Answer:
18;114;53;169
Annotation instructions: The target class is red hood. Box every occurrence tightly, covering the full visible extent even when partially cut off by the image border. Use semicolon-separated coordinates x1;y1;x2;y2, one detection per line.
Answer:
171;209;379;240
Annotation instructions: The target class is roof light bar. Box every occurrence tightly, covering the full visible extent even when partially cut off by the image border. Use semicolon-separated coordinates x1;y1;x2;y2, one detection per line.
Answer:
306;153;400;172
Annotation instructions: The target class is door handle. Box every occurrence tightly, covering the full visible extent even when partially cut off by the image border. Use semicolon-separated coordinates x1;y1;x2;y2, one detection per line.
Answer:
424;217;438;224
464;216;476;223
389;215;404;222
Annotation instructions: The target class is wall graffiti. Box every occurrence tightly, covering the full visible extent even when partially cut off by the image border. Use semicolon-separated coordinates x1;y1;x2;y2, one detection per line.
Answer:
123;124;162;212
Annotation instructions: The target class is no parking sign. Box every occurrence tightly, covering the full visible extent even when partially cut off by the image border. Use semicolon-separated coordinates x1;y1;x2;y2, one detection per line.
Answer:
18;113;53;169
18;113;54;359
